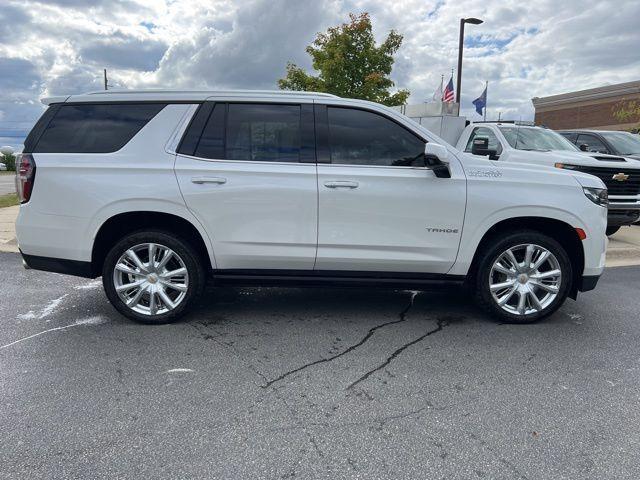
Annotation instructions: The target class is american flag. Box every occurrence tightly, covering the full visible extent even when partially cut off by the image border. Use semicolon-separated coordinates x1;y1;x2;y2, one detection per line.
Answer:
443;77;455;103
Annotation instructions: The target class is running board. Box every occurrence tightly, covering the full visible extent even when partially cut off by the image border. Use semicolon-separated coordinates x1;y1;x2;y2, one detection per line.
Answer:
211;269;466;289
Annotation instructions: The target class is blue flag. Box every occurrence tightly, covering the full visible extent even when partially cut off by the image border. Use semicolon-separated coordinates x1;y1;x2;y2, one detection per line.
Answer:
472;86;487;115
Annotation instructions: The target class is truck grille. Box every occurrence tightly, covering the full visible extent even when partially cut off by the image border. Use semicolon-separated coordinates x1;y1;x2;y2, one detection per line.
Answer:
570;166;640;196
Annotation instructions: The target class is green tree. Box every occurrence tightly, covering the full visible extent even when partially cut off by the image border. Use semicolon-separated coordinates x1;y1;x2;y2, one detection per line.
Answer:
278;13;409;106
1;153;16;171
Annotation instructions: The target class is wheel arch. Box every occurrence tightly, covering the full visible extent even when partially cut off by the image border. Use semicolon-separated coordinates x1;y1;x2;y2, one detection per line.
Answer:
466;216;585;299
91;211;213;277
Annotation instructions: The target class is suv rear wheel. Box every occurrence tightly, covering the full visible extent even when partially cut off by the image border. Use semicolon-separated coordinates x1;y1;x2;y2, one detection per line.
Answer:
102;231;205;324
474;231;572;323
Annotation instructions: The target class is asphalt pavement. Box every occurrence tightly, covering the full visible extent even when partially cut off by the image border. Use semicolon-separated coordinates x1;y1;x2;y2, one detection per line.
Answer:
0;174;15;195
1;251;640;479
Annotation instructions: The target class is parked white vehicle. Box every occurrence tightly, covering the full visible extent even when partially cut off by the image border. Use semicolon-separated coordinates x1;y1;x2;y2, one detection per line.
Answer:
456;122;640;235
0;145;13;171
16;90;607;324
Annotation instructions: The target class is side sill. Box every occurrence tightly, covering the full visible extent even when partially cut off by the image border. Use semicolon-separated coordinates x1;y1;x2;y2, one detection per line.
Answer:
211;269;466;289
21;252;97;279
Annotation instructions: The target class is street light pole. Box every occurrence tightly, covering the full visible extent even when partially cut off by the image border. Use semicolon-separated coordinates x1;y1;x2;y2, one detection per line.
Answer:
456;17;483;105
456;19;465;104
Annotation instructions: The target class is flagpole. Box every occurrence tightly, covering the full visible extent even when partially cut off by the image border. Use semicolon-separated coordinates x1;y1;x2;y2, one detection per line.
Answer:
451;68;455;113
440;75;444;101
484;80;488;121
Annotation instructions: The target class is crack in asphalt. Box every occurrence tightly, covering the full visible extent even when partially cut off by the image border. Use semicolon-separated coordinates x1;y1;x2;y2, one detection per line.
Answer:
346;316;449;391
189;320;271;387
262;291;419;389
469;433;530;480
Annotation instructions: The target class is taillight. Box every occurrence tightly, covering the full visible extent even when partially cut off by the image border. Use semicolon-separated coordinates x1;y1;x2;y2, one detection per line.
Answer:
16;153;36;203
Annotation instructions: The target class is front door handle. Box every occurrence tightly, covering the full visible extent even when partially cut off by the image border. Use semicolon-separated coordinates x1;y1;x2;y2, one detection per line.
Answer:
324;181;359;189
191;176;227;185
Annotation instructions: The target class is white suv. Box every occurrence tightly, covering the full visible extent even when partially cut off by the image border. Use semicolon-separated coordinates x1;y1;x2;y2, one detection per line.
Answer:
16;90;608;324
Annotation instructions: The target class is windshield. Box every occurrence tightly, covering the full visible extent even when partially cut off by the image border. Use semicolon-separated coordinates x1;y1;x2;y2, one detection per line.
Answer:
499;126;578;152
599;131;640;155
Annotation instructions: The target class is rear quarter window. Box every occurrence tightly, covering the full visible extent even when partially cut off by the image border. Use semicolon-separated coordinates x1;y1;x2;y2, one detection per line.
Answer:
33;103;166;154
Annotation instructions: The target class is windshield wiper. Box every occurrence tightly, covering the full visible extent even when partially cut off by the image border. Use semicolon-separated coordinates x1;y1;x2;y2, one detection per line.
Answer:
519;148;550;152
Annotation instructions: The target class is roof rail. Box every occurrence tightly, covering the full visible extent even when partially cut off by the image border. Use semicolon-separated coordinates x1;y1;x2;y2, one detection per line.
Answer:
82;89;339;98
473;120;536;127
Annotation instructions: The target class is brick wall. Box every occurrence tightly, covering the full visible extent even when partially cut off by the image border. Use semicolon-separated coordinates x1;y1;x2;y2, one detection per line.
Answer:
534;96;640;130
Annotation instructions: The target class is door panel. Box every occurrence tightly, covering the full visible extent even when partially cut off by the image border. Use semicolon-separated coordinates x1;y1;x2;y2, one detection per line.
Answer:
176;157;318;269
174;102;318;270
315;105;467;273
316;164;465;273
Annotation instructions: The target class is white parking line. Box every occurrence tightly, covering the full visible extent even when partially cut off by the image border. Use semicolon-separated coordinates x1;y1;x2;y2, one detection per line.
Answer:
0;316;107;350
17;294;69;321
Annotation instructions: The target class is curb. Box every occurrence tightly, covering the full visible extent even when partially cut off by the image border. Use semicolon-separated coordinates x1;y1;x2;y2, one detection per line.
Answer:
0;237;19;253
605;247;640;267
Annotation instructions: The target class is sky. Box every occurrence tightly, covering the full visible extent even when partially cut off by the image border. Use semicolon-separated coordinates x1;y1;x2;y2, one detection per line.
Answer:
0;0;638;150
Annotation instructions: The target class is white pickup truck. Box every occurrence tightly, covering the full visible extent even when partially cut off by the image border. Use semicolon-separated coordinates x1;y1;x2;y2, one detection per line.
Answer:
455;122;640;235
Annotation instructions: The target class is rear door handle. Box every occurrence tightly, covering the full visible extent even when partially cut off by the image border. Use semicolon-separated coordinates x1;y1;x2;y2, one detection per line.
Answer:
191;176;227;185
324;181;359;189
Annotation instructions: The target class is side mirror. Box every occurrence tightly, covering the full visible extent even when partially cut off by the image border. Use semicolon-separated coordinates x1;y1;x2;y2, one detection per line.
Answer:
424;142;451;178
579;144;589;152
471;137;489;155
425;142;449;162
470;137;499;159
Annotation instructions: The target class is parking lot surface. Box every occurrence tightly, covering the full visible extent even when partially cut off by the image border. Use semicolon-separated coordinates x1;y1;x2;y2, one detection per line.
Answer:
1;251;639;479
0;174;15;195
0;174;16;195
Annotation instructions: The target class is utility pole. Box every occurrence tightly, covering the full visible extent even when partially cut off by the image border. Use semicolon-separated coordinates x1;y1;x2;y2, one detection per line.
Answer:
104;69;108;90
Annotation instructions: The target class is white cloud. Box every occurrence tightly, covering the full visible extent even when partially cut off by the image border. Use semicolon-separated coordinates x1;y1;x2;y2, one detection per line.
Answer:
0;0;639;148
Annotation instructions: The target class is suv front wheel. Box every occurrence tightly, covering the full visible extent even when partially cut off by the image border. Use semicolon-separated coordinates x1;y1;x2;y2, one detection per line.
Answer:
474;231;572;323
102;231;205;324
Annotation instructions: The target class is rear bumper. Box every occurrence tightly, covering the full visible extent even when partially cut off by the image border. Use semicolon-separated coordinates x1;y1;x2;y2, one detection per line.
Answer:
21;251;96;278
578;274;600;292
16;205;92;262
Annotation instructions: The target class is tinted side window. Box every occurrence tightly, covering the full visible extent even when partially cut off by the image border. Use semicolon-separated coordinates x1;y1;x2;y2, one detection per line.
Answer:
194;104;226;159
33;103;165;154
225;104;301;162
559;132;577;144
327;107;425;166
577;134;608;153
465;127;503;155
177;102;214;156
23;104;61;153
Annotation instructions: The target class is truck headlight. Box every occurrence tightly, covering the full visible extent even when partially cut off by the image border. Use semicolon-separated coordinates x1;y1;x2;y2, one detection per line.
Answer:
583;187;608;207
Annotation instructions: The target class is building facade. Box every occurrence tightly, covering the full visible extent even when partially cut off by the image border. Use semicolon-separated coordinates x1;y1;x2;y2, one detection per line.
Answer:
532;80;640;131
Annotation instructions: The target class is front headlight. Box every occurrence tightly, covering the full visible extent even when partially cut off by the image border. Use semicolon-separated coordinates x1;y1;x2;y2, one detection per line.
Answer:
583;187;608;207
554;163;580;170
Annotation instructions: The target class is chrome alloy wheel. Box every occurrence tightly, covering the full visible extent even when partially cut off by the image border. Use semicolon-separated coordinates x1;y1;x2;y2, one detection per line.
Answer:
489;244;562;316
113;243;189;316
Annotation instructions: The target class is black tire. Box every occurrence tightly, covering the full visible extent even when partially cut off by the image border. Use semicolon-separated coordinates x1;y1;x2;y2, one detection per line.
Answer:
102;230;206;324
606;226;621;236
474;230;572;324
